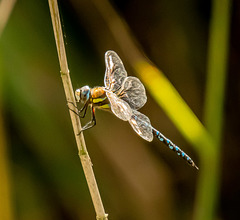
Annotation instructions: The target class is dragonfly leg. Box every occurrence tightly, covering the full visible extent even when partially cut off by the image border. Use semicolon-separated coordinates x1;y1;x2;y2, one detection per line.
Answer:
67;101;78;108
68;101;89;118
78;106;96;135
79;102;89;118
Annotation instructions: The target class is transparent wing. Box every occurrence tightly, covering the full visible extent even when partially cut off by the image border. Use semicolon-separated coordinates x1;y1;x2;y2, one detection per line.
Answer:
129;110;153;142
104;50;127;92
106;92;132;121
119;76;147;110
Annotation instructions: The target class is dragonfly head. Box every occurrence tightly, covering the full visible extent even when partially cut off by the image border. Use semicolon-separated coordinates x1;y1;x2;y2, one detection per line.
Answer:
75;86;91;103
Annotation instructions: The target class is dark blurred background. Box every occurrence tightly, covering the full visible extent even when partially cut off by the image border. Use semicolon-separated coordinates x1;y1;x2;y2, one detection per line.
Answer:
0;0;239;219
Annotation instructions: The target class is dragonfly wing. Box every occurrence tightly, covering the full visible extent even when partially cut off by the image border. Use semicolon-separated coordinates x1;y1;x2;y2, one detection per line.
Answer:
129;110;153;142
119;76;147;110
107;92;132;121
104;51;127;92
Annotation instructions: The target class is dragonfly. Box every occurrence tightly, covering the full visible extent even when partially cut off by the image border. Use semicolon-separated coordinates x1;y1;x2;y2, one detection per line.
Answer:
73;50;198;170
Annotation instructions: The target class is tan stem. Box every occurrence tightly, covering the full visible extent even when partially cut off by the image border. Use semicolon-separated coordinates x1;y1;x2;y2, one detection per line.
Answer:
48;0;108;219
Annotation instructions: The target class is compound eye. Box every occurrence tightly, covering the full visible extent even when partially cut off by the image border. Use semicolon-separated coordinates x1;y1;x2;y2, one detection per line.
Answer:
82;87;91;100
76;85;90;103
82;90;87;97
81;89;87;99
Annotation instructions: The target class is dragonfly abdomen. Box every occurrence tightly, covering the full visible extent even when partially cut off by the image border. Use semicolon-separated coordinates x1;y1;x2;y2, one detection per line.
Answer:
152;128;198;169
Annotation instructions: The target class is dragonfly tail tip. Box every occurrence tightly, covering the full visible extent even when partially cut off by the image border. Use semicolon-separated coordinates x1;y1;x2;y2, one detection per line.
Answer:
194;164;199;170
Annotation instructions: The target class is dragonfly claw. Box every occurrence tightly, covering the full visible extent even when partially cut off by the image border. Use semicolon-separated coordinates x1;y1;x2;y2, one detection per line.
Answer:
77;130;83;136
67;101;78;108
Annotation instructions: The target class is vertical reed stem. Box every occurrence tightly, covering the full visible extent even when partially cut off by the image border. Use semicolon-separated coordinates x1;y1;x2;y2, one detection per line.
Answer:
48;1;108;219
194;1;231;219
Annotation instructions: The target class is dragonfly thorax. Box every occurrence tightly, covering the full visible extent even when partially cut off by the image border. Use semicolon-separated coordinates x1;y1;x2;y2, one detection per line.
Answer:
75;85;91;103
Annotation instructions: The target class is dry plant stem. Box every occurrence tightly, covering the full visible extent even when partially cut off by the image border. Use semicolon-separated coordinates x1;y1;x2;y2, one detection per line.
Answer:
48;0;108;219
0;0;16;37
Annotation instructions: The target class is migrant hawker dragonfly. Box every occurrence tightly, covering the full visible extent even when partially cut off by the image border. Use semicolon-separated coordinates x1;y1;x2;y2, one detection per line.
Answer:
74;50;198;169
